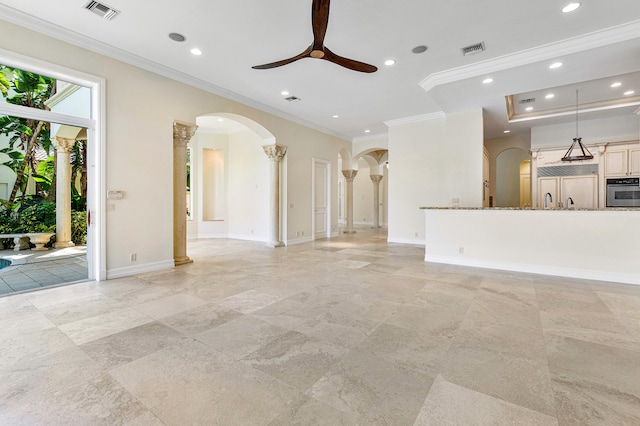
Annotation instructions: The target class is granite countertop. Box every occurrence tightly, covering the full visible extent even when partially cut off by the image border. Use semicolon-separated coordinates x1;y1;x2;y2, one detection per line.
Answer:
419;206;639;211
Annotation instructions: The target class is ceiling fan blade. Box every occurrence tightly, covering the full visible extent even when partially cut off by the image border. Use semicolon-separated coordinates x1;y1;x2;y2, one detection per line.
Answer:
252;46;313;70
311;0;330;49
322;47;378;73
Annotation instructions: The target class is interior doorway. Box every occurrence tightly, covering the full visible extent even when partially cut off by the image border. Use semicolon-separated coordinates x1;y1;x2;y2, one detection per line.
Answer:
312;158;330;240
495;148;531;207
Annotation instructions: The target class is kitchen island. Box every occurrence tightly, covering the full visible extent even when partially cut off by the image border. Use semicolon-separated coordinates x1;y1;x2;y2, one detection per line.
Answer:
420;207;640;285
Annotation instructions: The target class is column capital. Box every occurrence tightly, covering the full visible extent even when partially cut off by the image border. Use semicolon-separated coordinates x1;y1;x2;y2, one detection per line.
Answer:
370;174;383;184
54;137;76;153
342;169;358;181
173;121;198;147
263;144;287;161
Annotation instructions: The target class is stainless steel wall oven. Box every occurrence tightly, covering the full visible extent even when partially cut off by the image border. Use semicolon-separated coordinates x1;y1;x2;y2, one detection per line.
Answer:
606;177;640;207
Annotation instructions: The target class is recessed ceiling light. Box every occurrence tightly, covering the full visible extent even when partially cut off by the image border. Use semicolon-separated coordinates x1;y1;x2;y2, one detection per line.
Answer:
281;91;290;96
624;90;635;96
364;130;371;133
525;107;534;111
545;94;555;99
611;82;622;88
562;2;581;13
412;45;428;54
384;59;396;66
190;48;202;56
332;115;339;118
217;118;224;122
169;33;186;42
503;130;511;134
482;78;493;84
549;62;563;69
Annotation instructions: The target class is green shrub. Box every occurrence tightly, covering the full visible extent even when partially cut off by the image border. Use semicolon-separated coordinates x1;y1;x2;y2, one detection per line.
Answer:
16;197;56;233
71;211;87;245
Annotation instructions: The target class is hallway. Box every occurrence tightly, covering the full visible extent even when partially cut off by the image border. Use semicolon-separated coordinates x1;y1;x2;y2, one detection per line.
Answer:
1;228;639;424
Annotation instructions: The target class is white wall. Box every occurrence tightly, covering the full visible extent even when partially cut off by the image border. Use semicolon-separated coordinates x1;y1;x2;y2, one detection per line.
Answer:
531;114;639;149
227;130;269;241
388;109;484;244
0;19;351;275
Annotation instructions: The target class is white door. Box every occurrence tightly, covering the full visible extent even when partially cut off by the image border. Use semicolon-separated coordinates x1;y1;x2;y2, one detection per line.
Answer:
313;160;330;239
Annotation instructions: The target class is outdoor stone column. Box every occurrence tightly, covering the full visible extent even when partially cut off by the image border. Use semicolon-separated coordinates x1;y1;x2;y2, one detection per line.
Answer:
370;174;383;228
53;137;75;249
263;144;287;247
342;170;358;234
173;121;198;265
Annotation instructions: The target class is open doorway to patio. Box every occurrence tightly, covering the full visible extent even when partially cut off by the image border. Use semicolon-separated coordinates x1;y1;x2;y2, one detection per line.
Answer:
0;58;102;295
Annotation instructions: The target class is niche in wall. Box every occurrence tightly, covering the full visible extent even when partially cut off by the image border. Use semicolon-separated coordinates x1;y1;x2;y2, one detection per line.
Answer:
202;148;225;221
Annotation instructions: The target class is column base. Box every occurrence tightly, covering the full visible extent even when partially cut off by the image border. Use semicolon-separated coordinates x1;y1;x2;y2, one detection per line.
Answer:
174;256;193;266
343;230;357;234
54;241;75;249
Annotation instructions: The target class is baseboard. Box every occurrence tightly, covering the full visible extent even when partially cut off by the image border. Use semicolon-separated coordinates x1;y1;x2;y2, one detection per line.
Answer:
424;254;640;286
106;259;175;280
286;236;314;246
387;237;424;246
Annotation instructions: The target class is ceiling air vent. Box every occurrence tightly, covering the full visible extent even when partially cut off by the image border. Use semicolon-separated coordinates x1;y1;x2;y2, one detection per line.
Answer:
284;96;301;102
519;98;536;104
84;1;120;20
461;42;485;56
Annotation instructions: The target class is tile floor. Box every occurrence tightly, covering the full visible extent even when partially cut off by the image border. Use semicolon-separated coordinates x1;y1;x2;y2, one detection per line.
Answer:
0;228;639;425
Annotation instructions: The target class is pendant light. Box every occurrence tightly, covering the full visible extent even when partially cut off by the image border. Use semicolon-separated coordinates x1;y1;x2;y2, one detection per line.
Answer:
562;89;593;161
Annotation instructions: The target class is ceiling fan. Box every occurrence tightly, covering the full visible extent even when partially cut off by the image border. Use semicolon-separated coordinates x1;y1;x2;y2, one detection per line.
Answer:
252;0;378;73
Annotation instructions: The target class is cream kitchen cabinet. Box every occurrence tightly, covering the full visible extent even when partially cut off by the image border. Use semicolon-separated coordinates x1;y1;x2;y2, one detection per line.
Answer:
605;146;640;177
538;175;597;209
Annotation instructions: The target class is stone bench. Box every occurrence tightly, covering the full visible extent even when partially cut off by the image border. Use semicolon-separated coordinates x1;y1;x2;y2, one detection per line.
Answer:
0;233;55;251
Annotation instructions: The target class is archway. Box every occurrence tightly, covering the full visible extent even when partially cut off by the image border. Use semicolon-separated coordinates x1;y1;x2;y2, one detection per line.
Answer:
173;113;284;263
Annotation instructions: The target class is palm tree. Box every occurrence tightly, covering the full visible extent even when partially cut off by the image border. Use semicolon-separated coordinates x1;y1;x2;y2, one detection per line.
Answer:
0;66;55;207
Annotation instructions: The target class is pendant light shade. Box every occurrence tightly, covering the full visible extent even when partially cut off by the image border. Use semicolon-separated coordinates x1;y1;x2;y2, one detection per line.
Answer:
562;90;594;161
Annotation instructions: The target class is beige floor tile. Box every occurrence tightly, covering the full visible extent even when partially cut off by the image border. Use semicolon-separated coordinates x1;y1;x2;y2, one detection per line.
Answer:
2;228;639;424
308;351;435;425
442;344;556;417
242;330;347;391
195;315;292;359
59;308;154;345
414;375;558;426
131;292;208;319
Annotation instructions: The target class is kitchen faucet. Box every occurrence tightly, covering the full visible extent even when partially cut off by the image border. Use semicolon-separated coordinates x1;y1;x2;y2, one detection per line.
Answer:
565;197;574;209
544;192;553;209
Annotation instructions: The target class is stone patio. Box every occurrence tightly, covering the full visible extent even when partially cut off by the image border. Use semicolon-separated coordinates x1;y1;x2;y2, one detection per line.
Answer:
0;246;87;295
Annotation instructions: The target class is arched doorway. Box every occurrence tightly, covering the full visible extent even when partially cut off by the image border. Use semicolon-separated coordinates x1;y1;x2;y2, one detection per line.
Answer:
174;113;284;262
495;148;530;207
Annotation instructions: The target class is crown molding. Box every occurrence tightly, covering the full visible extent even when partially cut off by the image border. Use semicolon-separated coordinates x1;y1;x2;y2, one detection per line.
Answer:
420;19;640;93
384;112;445;127
352;133;388;143
0;4;351;142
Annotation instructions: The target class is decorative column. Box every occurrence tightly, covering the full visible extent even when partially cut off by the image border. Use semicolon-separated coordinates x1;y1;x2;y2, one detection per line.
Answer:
342;170;357;234
370;174;383;228
53;137;76;249
263;144;287;247
173;121;198;265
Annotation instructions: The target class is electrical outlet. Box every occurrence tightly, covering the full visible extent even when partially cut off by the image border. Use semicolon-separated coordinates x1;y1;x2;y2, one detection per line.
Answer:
130;253;137;262
414;232;419;237
107;203;115;211
458;247;464;254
